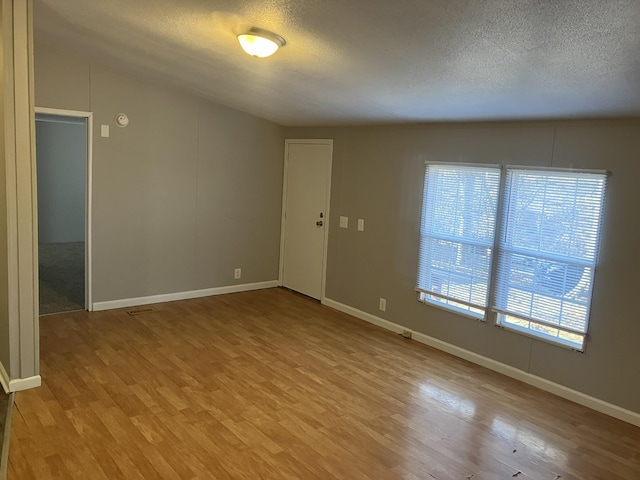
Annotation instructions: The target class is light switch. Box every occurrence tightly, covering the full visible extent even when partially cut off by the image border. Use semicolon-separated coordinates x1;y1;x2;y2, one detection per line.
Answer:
339;216;349;228
357;219;365;231
101;125;110;137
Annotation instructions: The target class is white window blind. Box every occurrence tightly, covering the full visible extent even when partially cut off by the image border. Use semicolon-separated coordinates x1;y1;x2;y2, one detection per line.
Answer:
416;164;500;318
493;168;607;350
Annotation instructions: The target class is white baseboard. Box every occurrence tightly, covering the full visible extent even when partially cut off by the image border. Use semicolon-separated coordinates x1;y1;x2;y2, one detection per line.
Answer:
322;297;640;428
0;363;41;393
322;298;406;334
92;280;279;312
9;376;41;392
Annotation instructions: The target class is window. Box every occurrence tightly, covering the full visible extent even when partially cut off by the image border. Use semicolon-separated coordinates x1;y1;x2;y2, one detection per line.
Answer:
416;164;501;318
493;168;607;350
417;164;607;351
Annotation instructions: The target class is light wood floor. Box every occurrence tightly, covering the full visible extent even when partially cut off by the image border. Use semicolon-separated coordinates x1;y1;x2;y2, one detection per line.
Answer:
8;288;640;479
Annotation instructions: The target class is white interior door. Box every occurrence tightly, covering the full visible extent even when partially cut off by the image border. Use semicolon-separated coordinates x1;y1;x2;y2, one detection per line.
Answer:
281;140;332;300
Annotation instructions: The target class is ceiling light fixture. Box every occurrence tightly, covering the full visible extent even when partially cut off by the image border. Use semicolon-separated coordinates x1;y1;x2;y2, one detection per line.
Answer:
237;27;286;58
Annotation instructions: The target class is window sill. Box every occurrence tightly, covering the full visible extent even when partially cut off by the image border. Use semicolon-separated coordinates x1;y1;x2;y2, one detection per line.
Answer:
495;322;585;352
418;297;485;322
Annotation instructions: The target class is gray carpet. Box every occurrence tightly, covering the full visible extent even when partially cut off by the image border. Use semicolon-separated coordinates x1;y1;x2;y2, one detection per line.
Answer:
39;242;85;315
0;391;12;480
0;392;8;438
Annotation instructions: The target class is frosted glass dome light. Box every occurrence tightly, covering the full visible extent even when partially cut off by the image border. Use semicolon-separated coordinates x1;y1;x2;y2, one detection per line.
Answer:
238;27;286;58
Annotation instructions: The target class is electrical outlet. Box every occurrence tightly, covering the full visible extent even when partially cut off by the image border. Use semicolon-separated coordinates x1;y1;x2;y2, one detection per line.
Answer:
379;298;386;312
234;268;241;279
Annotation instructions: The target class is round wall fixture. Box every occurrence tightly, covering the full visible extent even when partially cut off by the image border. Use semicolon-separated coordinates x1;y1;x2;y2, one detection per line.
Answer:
115;113;129;127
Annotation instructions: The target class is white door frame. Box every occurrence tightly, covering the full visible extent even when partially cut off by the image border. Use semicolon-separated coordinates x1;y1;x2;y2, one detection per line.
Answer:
35;107;94;311
279;139;333;301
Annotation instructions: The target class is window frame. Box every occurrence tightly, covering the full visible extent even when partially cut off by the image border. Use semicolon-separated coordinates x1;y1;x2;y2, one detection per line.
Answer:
416;162;502;320
416;163;608;352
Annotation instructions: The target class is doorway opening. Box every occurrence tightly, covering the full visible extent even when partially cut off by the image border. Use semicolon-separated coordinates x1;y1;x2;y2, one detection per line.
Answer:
35;108;93;314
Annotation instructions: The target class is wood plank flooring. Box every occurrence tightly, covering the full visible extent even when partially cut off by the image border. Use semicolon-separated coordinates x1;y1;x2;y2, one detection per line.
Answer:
8;287;640;479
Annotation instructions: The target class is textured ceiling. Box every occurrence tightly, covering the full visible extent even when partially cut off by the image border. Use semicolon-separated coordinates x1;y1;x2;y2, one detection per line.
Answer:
34;0;640;126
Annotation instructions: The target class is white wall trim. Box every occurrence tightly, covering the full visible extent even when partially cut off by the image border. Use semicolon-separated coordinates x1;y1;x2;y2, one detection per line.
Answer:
322;298;405;334
8;375;40;392
34;107;92;117
3;0;40;383
0;361;40;393
322;297;640;428
92;280;279;311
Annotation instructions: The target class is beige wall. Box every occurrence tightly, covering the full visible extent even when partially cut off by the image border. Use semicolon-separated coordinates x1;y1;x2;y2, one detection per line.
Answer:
34;43;285;302
287;121;640;414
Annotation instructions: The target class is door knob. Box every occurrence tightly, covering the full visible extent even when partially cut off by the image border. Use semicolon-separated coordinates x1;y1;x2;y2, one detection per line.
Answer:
316;220;324;226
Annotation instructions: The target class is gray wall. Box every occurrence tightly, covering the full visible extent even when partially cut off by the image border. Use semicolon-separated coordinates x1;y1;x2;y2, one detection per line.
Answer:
35;43;285;302
34;41;640;415
36;115;86;243
287;122;640;414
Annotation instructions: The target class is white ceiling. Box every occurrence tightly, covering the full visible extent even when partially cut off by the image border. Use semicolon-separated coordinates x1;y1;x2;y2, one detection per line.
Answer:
34;0;640;126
